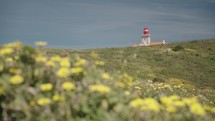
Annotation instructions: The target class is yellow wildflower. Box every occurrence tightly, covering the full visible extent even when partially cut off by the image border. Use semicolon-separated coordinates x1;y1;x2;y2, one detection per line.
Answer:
71;67;83;74
129;98;144;108
89;84;111;93
40;83;53;91
169;95;180;101
95;61;105;66
9;75;24;85
36;55;47;63
166;106;177;113
174;100;185;107
161;96;175;105
60;58;70;67
0;47;14;55
52;94;63;101
45;60;55;67
141;98;160;112
5;41;21;49
50;55;61;62
182;97;198;105
61;82;75;91
75;59;86;66
102;73;110;80
35;41;47;47
189;103;206;116
57;67;70;78
37;98;51;106
203;105;215;113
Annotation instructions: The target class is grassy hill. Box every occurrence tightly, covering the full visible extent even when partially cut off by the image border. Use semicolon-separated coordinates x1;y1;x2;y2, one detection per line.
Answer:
1;39;215;120
46;39;215;89
45;39;215;105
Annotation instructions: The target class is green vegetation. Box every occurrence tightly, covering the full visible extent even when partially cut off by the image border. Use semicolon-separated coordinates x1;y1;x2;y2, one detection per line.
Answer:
0;39;214;120
172;45;184;52
47;39;215;88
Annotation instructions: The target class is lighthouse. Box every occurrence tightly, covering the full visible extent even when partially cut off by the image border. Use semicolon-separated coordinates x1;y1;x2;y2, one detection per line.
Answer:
141;26;151;46
132;26;167;47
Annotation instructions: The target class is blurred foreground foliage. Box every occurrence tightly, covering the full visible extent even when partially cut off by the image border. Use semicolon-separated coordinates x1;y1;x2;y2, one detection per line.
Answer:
0;41;214;121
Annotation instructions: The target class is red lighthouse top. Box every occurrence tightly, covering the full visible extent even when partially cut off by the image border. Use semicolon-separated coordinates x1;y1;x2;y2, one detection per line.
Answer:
143;26;149;35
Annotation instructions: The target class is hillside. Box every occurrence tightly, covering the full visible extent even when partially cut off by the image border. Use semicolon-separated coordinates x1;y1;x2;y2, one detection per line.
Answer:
1;39;215;120
46;39;215;105
46;39;215;89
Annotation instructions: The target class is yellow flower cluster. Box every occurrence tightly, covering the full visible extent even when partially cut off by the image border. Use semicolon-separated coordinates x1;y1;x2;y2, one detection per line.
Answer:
0;42;21;56
129;98;144;107
45;60;55;67
50;55;61;62
89;84;111;93
174;84;183;89
35;41;47;47
36;55;47;63
129;95;211;116
71;67;83;74
61;82;75;91
116;73;134;88
40;83;53;91
102;73;110;80
0;47;14;56
5;41;22;49
57;68;70;78
37;98;51;106
161;95;183;113
9;75;24;85
60;57;70;67
182;97;206;116
129;98;160;112
146;80;172;91
75;59;87;66
161;96;206;116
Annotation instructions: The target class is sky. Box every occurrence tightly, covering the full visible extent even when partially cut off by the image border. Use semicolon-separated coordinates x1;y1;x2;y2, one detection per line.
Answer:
0;0;215;49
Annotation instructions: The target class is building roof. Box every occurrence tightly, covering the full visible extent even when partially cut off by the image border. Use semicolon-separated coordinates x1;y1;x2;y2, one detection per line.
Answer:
132;41;167;47
149;42;165;46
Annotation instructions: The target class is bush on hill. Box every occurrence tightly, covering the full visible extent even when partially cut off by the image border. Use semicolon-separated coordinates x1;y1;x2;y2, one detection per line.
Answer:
172;45;184;52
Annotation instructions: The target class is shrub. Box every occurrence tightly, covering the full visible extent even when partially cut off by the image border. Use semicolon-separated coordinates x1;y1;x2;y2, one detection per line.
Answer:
152;77;166;83
172;45;184;52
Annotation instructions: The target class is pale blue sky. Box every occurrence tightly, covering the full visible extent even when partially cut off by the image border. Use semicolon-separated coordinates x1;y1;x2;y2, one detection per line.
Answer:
1;0;215;49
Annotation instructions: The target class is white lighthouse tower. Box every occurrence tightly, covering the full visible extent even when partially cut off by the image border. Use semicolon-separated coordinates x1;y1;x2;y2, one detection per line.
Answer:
141;26;151;46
